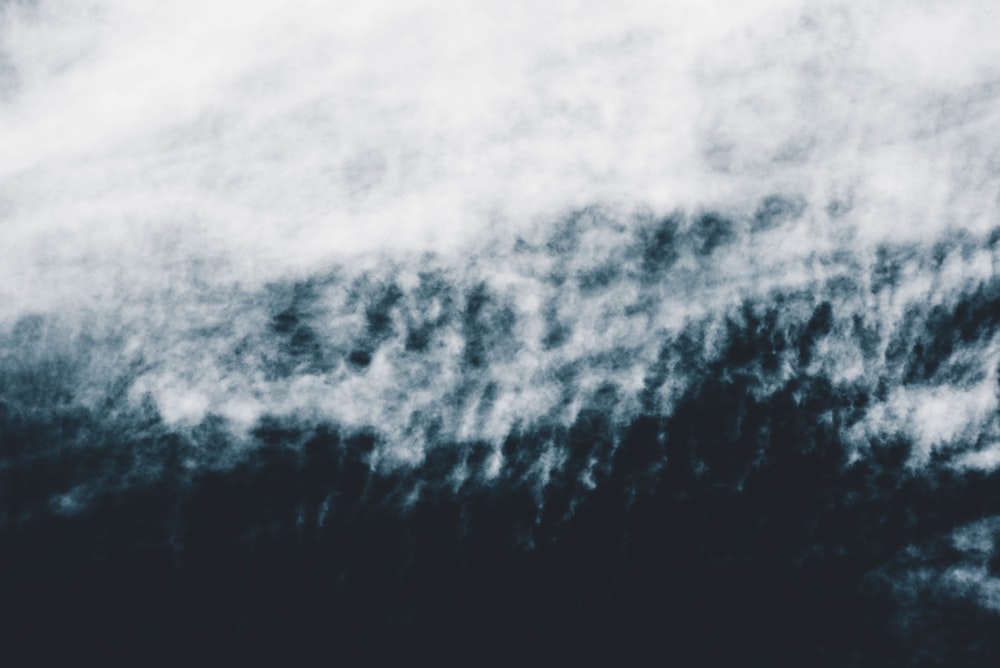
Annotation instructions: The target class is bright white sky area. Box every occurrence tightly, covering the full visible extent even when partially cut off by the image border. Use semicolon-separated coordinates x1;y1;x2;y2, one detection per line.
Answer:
2;0;1000;316
3;0;1000;471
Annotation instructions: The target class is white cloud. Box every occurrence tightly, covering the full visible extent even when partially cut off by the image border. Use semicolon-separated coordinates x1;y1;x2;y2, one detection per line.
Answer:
3;0;1000;318
3;0;1000;473
955;443;1000;472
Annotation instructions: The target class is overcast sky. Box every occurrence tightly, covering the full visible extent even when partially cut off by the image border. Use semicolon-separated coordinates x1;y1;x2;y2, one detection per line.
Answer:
3;0;1000;473
3;0;1000;309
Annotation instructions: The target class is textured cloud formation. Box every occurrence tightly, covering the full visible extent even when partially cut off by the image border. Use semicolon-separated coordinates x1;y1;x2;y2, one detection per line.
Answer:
3;0;1000;314
4;1;1000;663
3;0;1000;452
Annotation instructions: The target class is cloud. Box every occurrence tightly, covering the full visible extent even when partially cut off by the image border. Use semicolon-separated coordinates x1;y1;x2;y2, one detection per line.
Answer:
2;0;1000;508
3;0;1000;316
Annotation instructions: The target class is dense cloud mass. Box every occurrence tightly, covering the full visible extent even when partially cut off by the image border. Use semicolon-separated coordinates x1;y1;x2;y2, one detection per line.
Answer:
3;0;1000;665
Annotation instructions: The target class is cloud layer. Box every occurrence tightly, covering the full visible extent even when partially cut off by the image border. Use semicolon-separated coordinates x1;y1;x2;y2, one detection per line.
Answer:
4;1;1000;662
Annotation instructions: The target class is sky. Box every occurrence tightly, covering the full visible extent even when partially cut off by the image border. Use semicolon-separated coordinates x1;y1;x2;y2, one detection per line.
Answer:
1;0;999;460
6;0;1000;657
3;0;1000;299
2;0;1000;456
